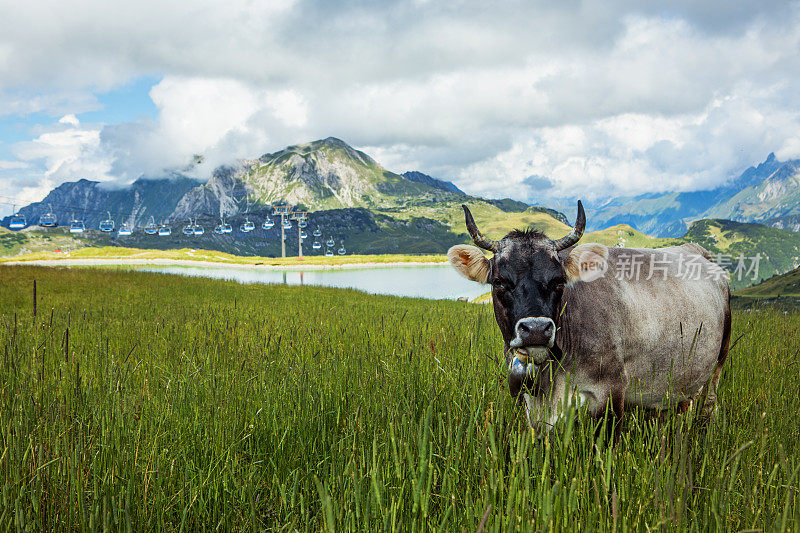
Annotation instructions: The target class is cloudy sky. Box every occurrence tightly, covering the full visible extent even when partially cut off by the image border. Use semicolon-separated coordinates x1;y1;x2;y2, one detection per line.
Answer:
1;0;800;215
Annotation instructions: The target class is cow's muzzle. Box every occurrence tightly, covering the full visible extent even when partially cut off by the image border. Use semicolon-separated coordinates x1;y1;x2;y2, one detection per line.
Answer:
510;317;555;351
508;317;555;397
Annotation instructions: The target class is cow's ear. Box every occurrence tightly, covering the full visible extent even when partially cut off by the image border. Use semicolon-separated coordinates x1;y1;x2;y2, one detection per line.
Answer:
563;243;609;284
448;245;490;283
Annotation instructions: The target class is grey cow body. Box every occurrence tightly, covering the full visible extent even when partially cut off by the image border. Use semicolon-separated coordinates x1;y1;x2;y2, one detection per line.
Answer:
450;202;731;436
535;245;730;427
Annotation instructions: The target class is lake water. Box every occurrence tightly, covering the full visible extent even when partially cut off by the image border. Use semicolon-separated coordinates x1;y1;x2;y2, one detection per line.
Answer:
139;265;490;301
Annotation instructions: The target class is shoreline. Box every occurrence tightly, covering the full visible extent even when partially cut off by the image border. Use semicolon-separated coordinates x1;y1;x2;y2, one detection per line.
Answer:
0;257;451;271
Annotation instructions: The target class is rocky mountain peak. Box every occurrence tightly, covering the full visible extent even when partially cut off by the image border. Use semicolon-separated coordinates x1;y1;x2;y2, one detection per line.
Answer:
732;152;784;190
260;137;378;169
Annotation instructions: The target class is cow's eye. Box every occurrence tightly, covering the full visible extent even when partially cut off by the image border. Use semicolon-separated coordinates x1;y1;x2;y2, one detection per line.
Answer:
492;278;508;289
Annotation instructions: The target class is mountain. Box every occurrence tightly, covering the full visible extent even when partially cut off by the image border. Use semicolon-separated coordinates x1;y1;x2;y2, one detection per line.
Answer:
170;165;249;220
0;137;493;256
484;198;528;212
704;158;800;222
1;137;561;258
585;190;726;236
4;174;201;229
584;153;791;236
171;137;466;219
762;214;800;232
401;171;465;194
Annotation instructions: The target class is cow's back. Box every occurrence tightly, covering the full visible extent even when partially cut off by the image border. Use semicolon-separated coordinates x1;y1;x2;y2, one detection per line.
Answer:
556;244;729;409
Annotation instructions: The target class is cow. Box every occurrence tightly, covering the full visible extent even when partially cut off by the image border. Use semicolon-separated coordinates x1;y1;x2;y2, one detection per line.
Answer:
448;202;731;437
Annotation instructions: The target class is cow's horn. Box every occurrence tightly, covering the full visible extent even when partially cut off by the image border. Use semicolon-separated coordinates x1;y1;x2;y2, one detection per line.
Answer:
462;205;500;252
552;200;586;251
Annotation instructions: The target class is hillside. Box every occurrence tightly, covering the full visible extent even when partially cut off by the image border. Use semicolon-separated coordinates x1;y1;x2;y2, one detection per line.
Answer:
735;267;800;298
682;219;800;288
0;225;97;257
376;201;571;239
762;213;800;232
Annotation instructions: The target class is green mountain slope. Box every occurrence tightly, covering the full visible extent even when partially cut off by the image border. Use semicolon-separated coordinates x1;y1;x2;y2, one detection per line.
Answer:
735;267;800;298
376;201;571;239
0;226;99;257
682;219;800;289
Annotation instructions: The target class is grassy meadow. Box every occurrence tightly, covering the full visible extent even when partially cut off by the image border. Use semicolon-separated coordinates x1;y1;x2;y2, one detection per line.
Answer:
0;266;798;530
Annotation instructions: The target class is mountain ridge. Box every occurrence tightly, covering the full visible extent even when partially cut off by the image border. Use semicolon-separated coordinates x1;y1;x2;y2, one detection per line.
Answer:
583;153;799;236
7;175;201;230
401;171;465;195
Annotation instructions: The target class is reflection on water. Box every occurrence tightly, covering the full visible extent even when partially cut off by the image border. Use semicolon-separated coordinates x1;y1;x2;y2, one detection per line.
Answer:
139;265;489;300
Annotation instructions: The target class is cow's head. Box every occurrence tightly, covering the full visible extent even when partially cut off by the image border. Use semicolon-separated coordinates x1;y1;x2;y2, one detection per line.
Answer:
448;201;607;397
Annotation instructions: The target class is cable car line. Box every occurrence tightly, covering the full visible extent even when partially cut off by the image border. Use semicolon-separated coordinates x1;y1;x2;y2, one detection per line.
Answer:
2;196;346;255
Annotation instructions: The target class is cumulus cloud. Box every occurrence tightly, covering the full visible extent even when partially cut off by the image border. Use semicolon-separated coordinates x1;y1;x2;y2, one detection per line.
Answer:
458;82;800;201
0;115;113;213
12;116;112;181
98;77;312;181
1;0;800;204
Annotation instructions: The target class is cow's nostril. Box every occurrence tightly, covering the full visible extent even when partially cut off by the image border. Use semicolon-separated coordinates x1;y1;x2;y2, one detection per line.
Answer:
515;317;555;347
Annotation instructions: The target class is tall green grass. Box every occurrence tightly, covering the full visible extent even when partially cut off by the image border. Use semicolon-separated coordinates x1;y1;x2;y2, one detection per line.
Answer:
0;266;797;530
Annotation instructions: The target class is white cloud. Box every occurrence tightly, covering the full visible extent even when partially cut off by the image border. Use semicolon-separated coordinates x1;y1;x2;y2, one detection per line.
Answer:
12;116;112;182
58;114;80;127
97;77;313;180
1;0;800;203
458;83;800;201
